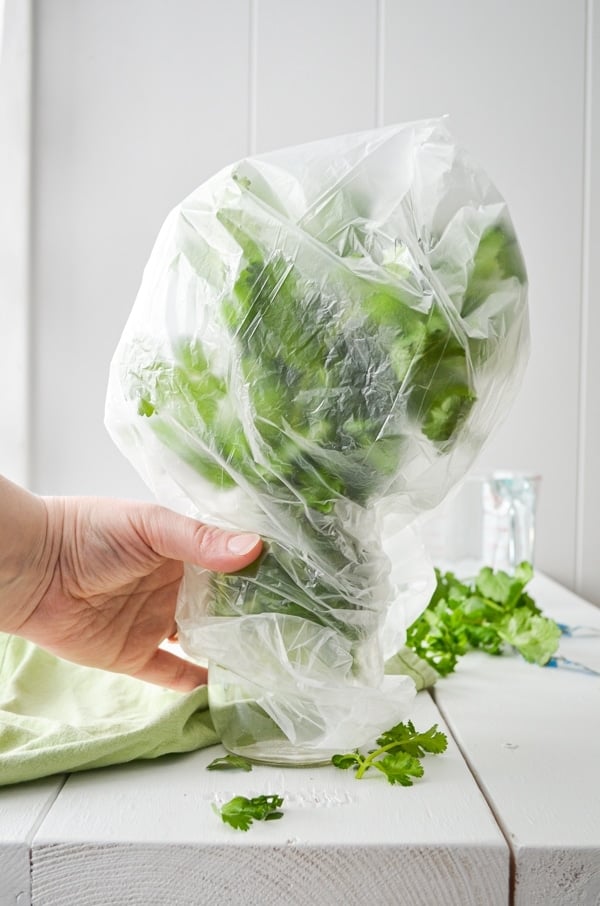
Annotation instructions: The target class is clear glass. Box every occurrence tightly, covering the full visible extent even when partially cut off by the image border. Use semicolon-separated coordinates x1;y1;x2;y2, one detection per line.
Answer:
482;471;541;572
422;470;541;576
208;662;338;766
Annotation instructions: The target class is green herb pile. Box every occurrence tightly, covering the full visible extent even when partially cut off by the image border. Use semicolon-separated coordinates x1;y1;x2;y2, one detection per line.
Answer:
405;562;562;676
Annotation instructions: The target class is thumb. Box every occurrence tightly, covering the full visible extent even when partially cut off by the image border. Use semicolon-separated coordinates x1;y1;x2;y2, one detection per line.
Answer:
137;505;262;572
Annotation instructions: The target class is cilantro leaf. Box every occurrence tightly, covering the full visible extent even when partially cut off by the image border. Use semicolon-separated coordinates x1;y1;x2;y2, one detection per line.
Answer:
497;611;562;665
332;720;447;785
331;752;363;771
206;753;253;772
218;794;284;831
475;567;514;603
376;720;448;757
374;751;424;786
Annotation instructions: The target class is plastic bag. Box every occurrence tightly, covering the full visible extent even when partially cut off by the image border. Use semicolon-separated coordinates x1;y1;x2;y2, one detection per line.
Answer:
105;118;528;754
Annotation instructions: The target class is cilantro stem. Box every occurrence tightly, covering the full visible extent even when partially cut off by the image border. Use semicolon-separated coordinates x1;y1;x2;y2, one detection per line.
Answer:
354;741;404;779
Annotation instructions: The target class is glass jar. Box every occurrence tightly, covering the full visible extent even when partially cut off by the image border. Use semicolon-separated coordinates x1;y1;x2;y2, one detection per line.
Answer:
208;662;337;766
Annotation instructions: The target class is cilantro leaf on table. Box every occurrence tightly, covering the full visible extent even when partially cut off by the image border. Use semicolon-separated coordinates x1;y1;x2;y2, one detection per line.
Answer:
332;720;447;784
405;562;561;675
375;720;449;757
330;752;362;771
374;752;424;786
217;794;284;831
206;753;253;772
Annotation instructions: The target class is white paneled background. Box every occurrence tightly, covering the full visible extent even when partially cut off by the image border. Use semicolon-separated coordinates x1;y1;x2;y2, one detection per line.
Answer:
1;0;599;603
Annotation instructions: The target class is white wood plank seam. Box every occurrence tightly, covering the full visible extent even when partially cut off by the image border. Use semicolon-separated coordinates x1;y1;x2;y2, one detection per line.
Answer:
20;777;68;906
25;776;69;846
574;0;594;595
428;686;515;906
247;0;258;155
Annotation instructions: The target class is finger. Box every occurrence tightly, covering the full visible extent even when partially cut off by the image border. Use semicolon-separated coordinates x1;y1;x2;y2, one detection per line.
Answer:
131;648;208;692
137;506;262;572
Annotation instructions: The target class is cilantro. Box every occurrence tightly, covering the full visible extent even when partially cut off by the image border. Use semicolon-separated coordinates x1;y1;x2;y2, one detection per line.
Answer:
206;753;253;772
126;206;525;645
332;720;447;784
497;611;563;666
217;794;284;831
375;752;424;786
406;562;561;675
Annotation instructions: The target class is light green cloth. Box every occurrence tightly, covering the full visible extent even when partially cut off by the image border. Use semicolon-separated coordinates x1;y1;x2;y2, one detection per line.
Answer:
0;633;219;786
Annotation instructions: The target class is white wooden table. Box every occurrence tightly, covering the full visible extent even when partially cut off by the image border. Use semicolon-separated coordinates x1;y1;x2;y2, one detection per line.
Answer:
1;575;599;906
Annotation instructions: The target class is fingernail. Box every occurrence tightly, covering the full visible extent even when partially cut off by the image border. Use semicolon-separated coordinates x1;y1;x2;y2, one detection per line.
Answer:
226;532;261;556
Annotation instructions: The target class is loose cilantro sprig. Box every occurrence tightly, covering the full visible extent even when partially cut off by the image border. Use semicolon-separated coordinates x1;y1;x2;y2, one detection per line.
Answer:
216;794;284;831
332;720;447;785
405;562;561;676
206;753;253;772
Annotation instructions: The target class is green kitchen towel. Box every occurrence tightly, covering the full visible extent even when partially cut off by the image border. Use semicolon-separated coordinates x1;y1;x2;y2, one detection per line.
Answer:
0;633;219;786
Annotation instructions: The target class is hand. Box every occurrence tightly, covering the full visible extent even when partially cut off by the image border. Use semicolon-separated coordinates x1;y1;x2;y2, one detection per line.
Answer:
0;477;261;691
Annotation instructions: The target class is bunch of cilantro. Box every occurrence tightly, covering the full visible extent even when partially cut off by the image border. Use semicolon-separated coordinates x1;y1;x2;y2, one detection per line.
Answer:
405;562;562;676
128;173;526;643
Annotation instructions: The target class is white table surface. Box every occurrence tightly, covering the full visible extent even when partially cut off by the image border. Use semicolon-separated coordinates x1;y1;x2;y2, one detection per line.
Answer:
0;776;64;906
433;574;600;906
1;574;598;905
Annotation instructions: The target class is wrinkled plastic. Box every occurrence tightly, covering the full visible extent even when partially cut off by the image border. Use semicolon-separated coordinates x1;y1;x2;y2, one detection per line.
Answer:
105;118;529;755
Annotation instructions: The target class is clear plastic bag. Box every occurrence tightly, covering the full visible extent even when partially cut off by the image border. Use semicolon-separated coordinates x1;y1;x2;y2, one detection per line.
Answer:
105;118;528;759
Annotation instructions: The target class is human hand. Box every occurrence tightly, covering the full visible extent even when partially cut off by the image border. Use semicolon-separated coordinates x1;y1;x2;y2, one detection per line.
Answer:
0;478;261;691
